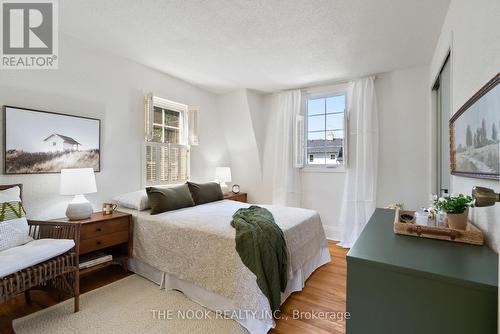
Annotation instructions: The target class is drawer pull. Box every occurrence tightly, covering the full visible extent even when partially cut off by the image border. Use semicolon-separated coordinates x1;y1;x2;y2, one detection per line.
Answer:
96;241;102;245
96;228;102;232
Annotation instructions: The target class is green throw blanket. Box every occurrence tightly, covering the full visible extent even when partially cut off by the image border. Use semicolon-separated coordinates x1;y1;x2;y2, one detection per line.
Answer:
231;206;287;312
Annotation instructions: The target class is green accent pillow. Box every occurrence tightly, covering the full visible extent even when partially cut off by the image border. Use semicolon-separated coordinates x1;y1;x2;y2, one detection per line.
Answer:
0;201;26;222
146;184;195;215
187;181;223;205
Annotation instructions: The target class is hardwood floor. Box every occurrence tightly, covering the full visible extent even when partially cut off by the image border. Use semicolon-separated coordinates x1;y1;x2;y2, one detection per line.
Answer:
0;241;347;334
271;241;348;334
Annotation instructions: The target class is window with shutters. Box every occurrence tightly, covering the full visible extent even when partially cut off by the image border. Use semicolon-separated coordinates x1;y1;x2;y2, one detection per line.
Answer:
301;84;347;172
306;94;346;166
144;95;191;185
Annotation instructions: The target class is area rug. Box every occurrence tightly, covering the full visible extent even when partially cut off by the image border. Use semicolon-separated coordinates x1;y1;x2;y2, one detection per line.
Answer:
13;275;248;334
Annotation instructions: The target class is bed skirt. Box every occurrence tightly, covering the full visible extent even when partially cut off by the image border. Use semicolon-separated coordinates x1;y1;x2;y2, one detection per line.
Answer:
129;245;331;334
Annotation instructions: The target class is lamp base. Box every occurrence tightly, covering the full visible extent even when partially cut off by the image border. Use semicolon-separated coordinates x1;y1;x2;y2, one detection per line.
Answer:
220;182;230;195
66;195;93;220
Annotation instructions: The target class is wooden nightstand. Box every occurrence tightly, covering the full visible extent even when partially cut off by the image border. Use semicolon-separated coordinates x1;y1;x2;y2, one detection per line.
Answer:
224;192;248;203
51;211;132;275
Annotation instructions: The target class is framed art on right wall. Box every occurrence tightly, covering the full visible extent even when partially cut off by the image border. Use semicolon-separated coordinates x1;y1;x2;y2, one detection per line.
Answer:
450;73;499;180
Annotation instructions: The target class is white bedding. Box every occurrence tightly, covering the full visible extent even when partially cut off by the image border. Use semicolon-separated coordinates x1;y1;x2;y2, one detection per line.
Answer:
122;200;330;333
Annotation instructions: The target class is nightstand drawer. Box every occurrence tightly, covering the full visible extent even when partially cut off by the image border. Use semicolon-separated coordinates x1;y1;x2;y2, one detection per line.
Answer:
80;230;129;254
233;194;247;202
225;193;247;203
80;217;129;240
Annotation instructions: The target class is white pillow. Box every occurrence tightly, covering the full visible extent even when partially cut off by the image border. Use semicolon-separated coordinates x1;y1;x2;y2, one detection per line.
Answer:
113;184;185;211
114;189;150;211
0;186;21;202
0;186;32;252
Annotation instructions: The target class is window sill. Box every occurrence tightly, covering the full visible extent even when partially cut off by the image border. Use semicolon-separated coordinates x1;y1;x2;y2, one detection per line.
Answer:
301;166;346;173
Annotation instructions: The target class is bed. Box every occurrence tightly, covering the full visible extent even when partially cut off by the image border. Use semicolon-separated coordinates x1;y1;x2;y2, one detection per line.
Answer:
120;199;330;334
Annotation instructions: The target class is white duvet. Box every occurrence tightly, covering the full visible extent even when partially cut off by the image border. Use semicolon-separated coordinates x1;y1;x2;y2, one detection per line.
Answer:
127;200;329;331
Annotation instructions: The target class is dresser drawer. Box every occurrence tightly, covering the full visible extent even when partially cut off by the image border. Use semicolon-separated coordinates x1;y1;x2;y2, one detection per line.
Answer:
80;230;129;254
80;217;129;240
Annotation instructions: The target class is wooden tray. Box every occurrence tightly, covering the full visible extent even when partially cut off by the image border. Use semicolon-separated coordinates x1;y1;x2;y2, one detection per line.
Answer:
393;209;484;245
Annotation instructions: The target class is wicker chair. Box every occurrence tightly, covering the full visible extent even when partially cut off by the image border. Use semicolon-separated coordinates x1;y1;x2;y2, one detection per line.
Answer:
0;184;80;312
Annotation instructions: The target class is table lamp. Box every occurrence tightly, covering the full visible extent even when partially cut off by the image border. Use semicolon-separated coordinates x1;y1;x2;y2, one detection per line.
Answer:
60;168;97;220
216;167;231;194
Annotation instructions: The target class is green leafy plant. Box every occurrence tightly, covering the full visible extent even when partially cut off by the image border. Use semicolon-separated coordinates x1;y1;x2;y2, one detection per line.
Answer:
433;194;473;214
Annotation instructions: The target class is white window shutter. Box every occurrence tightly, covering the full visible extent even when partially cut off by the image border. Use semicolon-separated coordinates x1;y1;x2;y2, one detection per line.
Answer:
169;145;189;181
144;143;158;183
294;115;304;168
144;93;154;141
143;142;190;186
188;105;199;146
143;95;191;186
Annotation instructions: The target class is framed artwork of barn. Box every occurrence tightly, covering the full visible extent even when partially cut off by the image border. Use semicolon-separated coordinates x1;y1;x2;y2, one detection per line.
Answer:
3;106;101;174
450;73;499;180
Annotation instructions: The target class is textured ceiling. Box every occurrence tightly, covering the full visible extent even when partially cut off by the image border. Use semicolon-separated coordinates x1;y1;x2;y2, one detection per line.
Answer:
61;0;450;93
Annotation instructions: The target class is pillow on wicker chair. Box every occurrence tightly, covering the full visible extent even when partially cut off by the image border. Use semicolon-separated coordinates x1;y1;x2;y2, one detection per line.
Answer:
0;186;32;252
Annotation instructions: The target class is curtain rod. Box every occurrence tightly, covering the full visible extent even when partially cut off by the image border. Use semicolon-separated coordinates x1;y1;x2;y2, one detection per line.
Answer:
284;74;378;93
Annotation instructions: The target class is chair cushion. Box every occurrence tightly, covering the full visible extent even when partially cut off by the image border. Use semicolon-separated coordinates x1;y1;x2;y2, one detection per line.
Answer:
0;186;31;251
0;239;75;278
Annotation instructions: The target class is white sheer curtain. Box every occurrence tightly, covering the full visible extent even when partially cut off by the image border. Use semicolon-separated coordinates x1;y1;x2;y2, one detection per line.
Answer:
272;90;302;207
338;77;379;248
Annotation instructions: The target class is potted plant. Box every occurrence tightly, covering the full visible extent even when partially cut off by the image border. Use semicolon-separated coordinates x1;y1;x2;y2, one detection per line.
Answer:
433;194;474;230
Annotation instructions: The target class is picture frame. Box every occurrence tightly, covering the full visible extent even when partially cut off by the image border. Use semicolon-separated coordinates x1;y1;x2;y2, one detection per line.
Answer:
449;73;499;180
3;106;101;174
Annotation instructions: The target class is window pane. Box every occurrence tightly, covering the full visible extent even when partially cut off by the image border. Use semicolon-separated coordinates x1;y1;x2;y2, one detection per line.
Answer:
308;131;325;140
326;130;344;140
165;109;180;128
152;126;163;143
325;143;343;152
326;95;345;113
165;128;179;144
307;133;326;165
326;152;338;164
308;115;325;132
326;136;344;165
307;98;325;116
326;113;344;131
307;151;326;165
153;107;163;124
304;95;345;166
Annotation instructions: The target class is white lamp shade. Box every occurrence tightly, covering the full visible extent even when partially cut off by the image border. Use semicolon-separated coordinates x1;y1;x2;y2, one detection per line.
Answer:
215;167;232;183
60;168;97;195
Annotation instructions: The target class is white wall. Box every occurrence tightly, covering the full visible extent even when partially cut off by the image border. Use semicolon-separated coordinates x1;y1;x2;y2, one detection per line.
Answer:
0;34;230;219
430;0;500;252
217;89;265;203
376;66;431;210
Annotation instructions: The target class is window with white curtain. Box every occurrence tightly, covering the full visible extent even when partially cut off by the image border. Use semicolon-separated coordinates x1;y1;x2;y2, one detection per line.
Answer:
303;87;347;168
144;95;195;185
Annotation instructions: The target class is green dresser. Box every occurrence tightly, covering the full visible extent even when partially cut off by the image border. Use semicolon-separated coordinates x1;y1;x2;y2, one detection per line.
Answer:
346;208;498;334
